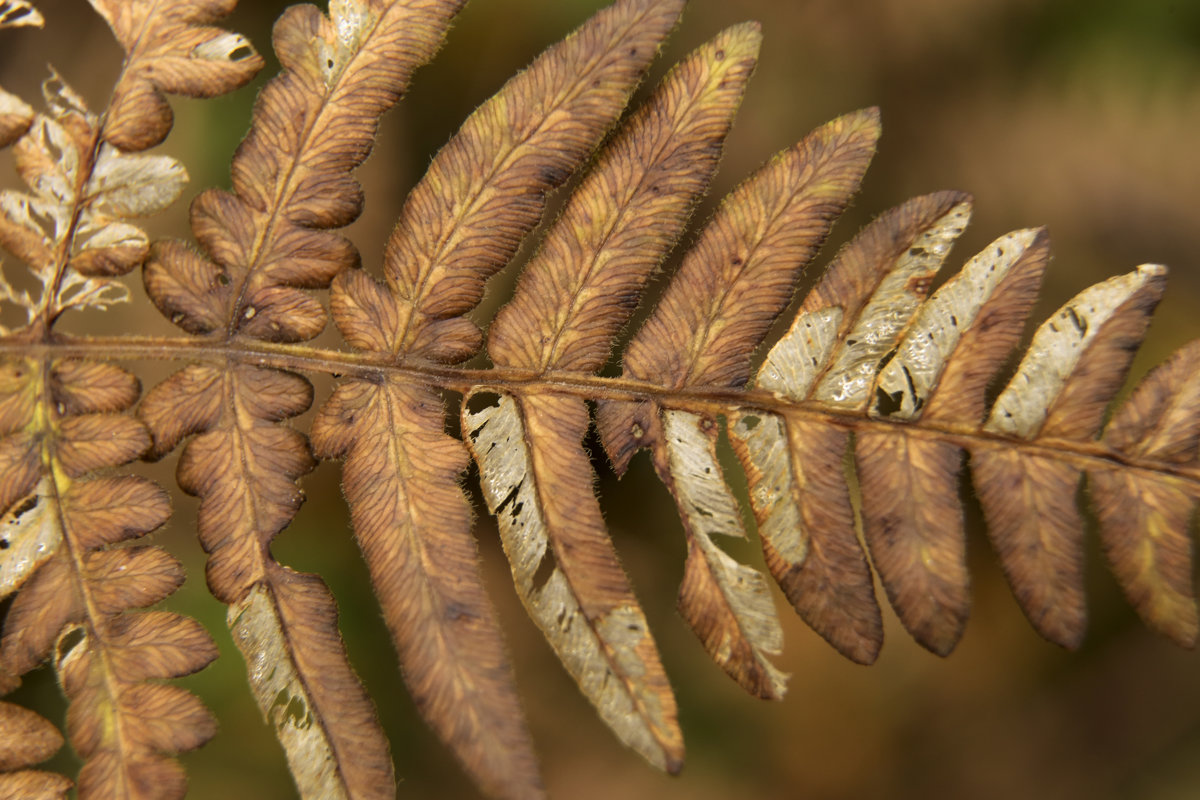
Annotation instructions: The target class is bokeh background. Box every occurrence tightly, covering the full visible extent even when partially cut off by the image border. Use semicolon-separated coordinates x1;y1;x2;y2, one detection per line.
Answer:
3;0;1200;798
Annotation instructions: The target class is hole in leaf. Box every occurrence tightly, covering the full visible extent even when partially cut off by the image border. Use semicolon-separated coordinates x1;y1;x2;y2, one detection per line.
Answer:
532;545;557;593
874;386;904;416
55;626;85;665
230;45;254;61
466;391;502;414
741;414;760;430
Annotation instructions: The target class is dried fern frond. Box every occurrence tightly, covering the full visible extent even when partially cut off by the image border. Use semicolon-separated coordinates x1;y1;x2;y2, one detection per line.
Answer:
1;0;1198;798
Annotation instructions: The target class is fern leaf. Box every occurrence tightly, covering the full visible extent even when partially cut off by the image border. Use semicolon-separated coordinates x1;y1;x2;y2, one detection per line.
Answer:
3;0;1199;796
0;699;71;798
488;22;762;374
0;77;186;325
465;393;684;772
596;108;880;697
88;0;263;150
140;3;470;796
317;0;687;793
379;0;685;362
0;359;216;799
462;22;760;769
0;88;33;149
1092;340;1200;645
313;379;543;800
973;263;1166;647
140;363;397;799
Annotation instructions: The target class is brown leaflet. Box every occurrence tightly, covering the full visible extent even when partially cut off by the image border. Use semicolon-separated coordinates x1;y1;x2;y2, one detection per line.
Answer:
731;414;882;664
1091;340;1200;645
59;612;216;800
312;378;541;800
0;700;62;769
230;568;395;800
1089;469;1197;645
0;699;71;799
658;195;961;671
855;432;964;655
598;109;882;473
488;22;761;373
381;0;685;362
464;393;683;772
49;360;140;415
151;365;313;598
851;227;1049;655
0;772;71;799
62;477;171;550
90;0;263;151
971;447;1086;648
0;556;80;680
462;26;760;767
0;87;34;149
658;410;787;699
975;265;1167;647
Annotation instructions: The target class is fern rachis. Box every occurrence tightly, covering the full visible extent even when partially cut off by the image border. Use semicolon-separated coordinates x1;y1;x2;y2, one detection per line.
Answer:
1;1;1198;798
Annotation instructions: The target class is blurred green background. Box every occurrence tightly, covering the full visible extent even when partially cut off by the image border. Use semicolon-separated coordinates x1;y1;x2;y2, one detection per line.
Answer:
3;0;1200;798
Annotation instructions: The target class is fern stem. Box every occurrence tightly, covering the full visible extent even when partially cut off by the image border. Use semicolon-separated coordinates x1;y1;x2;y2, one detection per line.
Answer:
4;334;1195;490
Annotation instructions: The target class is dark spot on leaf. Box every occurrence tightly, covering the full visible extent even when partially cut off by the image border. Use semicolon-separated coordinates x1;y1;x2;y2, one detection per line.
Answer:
906;274;934;296
11;495;37;520
714;49;726;60
444;602;475;623
1066;306;1087;336
0;539;8;550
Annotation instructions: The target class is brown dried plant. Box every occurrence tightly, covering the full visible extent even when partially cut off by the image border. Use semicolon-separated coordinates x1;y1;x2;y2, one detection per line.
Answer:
0;0;1197;798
